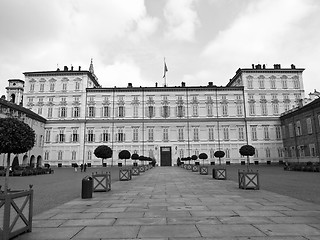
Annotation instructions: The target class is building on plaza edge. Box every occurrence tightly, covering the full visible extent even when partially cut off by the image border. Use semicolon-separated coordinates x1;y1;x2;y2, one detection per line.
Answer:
4;61;309;167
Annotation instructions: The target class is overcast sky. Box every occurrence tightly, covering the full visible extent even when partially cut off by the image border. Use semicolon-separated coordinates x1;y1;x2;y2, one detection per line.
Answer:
1;0;320;97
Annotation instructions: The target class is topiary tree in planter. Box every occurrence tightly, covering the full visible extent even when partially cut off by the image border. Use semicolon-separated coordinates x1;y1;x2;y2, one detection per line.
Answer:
198;153;208;165
0;117;35;193
94;145;113;166
191;154;198;164
119;150;131;166
214;150;225;165
131;153;139;166
239;145;255;171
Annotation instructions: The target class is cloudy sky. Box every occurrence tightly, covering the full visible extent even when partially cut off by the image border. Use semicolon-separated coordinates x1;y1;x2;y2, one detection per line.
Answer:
1;0;320;97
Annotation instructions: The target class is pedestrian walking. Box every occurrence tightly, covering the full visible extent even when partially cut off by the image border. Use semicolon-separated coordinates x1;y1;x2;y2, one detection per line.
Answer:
84;163;87;172
80;164;83;172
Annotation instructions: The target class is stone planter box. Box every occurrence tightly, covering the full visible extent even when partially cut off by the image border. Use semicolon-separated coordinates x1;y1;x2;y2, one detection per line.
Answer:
192;165;199;172
131;167;140;176
238;170;259;190
119;168;132;181
186;164;192;171
199;166;208;175
0;187;33;240
92;172;111;192
138;165;145;173
212;168;227;180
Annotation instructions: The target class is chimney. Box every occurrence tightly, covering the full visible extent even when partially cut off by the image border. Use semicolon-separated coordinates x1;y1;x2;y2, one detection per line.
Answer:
71;66;74;71
155;82;158;87
127;83;132;88
208;82;213;87
274;64;281;69
263;64;266;69
255;64;261;69
64;66;68;71
78;66;81;71
252;64;254;69
181;82;186;87
291;64;296;69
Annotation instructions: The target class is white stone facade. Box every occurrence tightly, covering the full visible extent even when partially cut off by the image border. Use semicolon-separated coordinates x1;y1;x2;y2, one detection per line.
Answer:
21;63;305;166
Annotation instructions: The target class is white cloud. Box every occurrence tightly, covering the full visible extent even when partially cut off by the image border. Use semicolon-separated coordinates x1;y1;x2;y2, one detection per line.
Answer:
200;0;320;92
164;0;200;41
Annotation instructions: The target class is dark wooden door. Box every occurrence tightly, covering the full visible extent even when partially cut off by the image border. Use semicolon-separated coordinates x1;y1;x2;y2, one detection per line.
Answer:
160;147;172;166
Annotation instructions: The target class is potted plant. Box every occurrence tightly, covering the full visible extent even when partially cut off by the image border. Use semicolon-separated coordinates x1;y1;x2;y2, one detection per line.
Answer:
131;153;140;175
118;150;132;181
138;155;146;172
0;117;35;239
198;153;208;175
94;145;113;167
238;145;259;190
213;150;227;180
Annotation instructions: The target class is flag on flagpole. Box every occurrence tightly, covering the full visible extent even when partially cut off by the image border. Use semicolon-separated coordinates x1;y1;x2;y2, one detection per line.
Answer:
163;61;168;78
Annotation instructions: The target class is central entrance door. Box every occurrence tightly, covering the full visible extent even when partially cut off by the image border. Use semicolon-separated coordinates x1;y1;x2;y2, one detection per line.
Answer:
160;146;172;166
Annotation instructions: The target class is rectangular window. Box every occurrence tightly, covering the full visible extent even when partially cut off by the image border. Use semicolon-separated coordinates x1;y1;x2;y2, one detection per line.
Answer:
208;127;214;141
148;128;154;142
44;151;49;161
309;144;316;157
223;126;229;140
47;107;53;118
103;106;110;118
117;128;124;142
247;79;253;89
192;105;198;117
133;128;139;142
251;126;257;140
193;127;199;141
278;148;283;158
62;83;67;91
261;103;268;115
163;128;169;141
275;126;281;139
59;129;65;143
45;129;51;142
49;83;55;91
249;103;255;115
307;117;313;134
40;83;44;92
272;103;279;115
133;105;139;118
259;79;265;89
222;104;228;116
38;108;42;115
263;126;269;140
58;151;63;160
207;104;213;116
236;105;243;115
282;79;287;89
72;128;79;142
178;128;184;141
88;106;95;117
294;79;300;89
73;107;80;118
296;121;302;136
270;79;276;89
102;129;109;142
60;107;67;118
118;106;125;117
75;81;80;90
72;151;76;160
30;83;35;92
87;129;94;142
177;105;184;117
238;126;244;140
266;148;271;158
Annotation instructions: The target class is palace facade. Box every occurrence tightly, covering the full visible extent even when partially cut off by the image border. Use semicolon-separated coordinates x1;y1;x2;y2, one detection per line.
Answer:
8;62;305;166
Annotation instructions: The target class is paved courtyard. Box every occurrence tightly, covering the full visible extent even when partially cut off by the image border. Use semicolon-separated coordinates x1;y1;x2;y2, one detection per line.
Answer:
16;166;320;239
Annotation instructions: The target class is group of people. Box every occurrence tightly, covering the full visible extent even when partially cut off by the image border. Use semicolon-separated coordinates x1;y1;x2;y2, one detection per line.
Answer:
74;163;87;172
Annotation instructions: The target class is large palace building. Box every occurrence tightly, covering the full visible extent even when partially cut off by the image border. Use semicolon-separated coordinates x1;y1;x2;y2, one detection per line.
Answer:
6;62;305;166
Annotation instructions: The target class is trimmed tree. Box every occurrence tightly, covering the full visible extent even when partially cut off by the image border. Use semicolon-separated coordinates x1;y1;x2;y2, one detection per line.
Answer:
214;150;225;165
239;145;255;170
119;150;131;166
94;145;113;166
0;117;35;193
199;153;208;165
131;153;139;166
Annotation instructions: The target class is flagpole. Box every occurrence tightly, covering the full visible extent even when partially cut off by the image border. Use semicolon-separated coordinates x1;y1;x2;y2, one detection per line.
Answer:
163;58;168;87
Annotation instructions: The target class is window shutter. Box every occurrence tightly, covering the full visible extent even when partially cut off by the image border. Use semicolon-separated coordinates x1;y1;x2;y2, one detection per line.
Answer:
56;134;59;142
153;107;155;117
108;133;110;142
93;134;96;142
183;106;186;117
175;106;178;116
124;133;126;142
69;134;72;142
123;106;126;117
85;134;88;142
100;133;102;142
115;107;118;118
145;106;148;117
115;133;118;142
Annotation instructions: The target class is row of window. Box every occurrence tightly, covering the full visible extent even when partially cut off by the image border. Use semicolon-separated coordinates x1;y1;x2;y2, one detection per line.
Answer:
44;146;284;162
284;144;318;158
247;77;300;89
29;81;82;92
45;125;282;144
284;115;320;138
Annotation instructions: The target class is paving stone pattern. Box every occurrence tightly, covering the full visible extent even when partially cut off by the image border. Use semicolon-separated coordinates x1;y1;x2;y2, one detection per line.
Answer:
16;167;320;239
